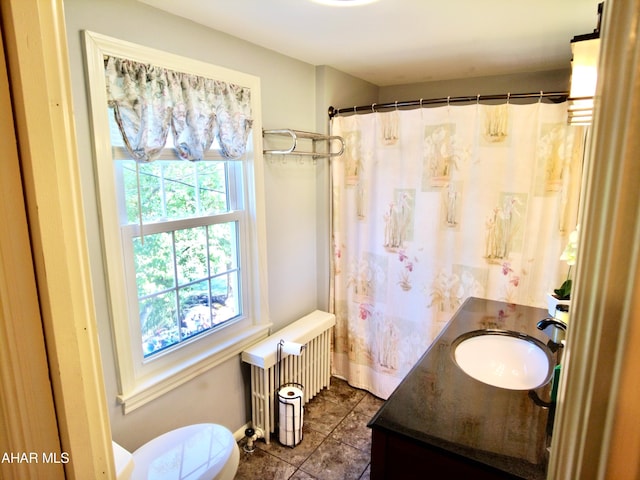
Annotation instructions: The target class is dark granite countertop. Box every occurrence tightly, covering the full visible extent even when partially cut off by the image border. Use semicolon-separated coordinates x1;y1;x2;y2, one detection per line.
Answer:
368;297;559;480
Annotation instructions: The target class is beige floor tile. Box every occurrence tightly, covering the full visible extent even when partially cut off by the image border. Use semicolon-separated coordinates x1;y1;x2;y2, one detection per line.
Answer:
237;377;379;480
257;425;326;467
353;392;385;419
303;394;353;435
235;448;296;480
330;410;373;453
299;437;370;480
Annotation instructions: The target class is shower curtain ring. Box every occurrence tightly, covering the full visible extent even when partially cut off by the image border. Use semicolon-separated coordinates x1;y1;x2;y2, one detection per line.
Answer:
419;98;423;108
477;94;480;105
539;91;543;103
447;96;450;107
507;92;511;104
394;100;398;111
372;103;376;113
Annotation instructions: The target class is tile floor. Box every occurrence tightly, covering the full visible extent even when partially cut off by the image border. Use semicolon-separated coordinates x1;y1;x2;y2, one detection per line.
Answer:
235;377;384;480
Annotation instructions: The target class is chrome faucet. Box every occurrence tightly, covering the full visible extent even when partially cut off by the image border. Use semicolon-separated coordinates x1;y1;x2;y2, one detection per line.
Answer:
537;317;567;346
537;317;567;331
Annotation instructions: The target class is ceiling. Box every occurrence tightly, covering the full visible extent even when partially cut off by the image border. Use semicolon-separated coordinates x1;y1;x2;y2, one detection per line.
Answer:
138;0;601;87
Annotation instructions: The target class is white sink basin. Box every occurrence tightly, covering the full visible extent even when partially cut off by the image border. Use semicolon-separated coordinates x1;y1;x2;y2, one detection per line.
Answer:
453;330;553;390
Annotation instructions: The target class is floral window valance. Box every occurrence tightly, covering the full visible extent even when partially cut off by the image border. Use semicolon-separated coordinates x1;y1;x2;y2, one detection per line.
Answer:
105;55;253;161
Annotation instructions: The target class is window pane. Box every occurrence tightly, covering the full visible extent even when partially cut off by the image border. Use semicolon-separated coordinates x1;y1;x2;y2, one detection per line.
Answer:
212;271;240;325
121;160;165;224
119;159;231;225
133;232;175;297
163;162;197;219
179;281;212;340
175;226;208;285
135;221;241;358
140;292;178;357
208;222;238;274
198;161;228;214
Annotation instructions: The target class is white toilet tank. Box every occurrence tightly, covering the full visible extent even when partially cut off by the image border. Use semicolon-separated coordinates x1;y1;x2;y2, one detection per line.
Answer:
113;423;239;480
112;441;134;480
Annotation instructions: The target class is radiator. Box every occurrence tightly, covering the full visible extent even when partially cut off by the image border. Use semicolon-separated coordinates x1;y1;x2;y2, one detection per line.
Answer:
241;310;336;443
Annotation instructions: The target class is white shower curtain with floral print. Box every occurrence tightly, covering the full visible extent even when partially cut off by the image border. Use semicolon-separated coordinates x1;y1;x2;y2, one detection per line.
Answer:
330;102;585;399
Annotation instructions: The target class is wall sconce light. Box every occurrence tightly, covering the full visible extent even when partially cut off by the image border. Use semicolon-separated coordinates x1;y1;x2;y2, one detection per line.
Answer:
568;3;603;126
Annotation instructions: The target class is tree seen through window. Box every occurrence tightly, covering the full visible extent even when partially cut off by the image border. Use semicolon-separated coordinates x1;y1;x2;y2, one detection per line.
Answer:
118;158;241;357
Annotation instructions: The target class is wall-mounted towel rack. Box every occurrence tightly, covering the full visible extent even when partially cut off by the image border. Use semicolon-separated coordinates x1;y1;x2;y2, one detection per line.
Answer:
263;129;344;159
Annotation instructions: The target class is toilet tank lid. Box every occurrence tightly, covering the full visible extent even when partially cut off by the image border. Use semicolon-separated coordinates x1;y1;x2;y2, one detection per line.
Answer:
132;423;235;479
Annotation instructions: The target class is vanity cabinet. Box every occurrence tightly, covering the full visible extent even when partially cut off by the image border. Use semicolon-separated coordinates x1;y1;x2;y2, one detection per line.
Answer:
368;297;556;480
371;428;522;479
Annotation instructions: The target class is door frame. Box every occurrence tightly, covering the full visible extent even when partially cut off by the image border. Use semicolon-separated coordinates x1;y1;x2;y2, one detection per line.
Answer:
0;18;65;480
548;1;640;478
0;1;113;478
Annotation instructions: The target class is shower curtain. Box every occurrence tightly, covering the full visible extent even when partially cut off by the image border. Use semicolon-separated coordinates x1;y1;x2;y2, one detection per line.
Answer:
330;101;585;399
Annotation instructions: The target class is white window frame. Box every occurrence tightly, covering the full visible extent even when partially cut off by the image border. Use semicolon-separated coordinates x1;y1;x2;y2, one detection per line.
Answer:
83;31;270;413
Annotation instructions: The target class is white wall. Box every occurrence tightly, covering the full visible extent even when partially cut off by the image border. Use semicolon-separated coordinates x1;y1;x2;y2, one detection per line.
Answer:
379;68;570;104
63;0;376;451
314;66;379;310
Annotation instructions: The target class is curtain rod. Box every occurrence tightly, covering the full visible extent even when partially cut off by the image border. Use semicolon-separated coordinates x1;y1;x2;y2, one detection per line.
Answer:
328;91;569;118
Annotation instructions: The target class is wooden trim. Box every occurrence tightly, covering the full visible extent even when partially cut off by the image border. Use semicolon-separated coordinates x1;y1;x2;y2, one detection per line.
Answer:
0;1;113;478
605;274;640;479
0;21;64;480
548;0;640;478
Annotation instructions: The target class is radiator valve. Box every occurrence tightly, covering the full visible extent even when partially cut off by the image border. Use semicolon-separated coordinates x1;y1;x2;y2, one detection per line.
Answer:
243;426;264;453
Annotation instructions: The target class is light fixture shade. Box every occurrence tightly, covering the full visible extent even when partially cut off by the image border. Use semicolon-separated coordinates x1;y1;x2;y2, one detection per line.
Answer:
568;38;600;125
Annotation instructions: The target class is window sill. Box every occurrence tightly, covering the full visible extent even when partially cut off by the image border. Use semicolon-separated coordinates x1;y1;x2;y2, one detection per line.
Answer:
116;323;271;414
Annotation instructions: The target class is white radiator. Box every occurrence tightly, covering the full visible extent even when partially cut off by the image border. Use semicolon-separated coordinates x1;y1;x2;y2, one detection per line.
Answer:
241;310;335;443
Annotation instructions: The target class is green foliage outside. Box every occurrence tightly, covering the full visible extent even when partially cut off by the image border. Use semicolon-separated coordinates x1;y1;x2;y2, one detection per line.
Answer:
120;159;239;356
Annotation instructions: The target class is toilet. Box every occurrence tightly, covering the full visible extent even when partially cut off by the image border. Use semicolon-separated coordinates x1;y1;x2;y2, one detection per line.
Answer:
112;423;239;480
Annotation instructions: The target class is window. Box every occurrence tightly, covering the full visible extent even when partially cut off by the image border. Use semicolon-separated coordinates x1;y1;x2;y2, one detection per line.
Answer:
113;131;243;359
84;31;270;413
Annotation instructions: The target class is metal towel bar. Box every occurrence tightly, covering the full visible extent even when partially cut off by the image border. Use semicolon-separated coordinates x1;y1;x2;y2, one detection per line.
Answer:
263;128;344;158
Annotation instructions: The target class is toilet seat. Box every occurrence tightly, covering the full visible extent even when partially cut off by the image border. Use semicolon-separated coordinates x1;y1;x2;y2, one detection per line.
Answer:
130;423;238;480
